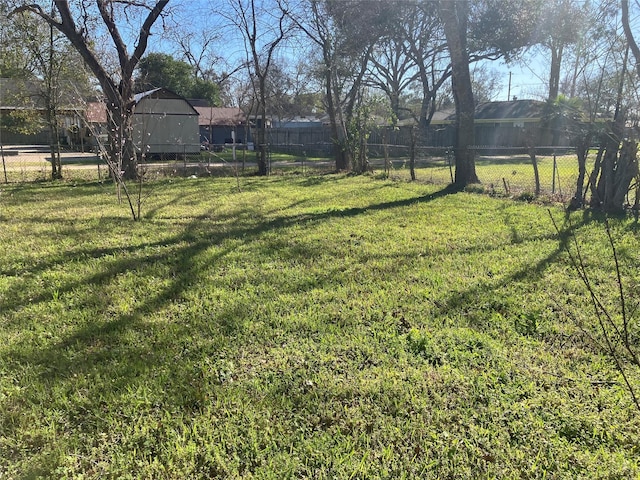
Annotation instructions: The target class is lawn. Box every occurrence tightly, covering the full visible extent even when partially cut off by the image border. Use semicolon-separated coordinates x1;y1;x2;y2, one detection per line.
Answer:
1;173;639;478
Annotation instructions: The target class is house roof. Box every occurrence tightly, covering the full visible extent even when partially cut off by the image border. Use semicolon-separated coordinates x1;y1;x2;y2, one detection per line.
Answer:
396;108;454;126
0;77;84;110
431;108;456;123
187;98;211;108
195;107;246;126
429;99;546;124
473;100;545;121
272;115;327;128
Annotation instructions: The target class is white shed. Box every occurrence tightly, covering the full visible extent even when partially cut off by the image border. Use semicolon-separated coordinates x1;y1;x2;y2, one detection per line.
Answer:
132;88;200;156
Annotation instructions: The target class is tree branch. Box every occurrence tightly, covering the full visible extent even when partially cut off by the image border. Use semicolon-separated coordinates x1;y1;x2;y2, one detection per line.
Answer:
96;0;129;72
622;0;640;78
130;0;169;68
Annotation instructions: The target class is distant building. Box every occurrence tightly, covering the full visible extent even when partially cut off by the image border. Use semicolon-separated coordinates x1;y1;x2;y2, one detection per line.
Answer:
195;106;251;148
271;115;325;129
265;100;565;151
0;77;85;145
429;99;565;148
132;88;200;156
470;100;548;147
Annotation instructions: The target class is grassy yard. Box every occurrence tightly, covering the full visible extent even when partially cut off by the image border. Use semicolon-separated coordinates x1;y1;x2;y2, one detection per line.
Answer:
1;173;639;478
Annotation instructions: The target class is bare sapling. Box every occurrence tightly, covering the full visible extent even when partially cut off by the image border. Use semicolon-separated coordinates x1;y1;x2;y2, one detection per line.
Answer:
74;101;144;221
549;211;640;412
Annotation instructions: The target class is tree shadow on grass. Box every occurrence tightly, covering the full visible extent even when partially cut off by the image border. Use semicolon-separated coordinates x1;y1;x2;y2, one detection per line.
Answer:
291;183;459;222
0;183;455;321
2;183;457;386
4;182;611;474
428;208;595;332
298;174;344;187
6;181;465;472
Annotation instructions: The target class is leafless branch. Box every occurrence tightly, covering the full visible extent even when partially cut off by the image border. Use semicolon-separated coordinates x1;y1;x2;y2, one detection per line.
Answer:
549;210;640;411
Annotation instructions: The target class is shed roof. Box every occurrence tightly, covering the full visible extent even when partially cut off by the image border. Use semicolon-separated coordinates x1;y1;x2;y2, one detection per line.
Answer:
195;107;246;126
133;87;182;103
132;88;198;115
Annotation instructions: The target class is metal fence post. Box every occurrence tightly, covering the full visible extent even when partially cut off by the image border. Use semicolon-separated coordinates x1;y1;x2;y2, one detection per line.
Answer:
552;152;557;194
551;150;558;195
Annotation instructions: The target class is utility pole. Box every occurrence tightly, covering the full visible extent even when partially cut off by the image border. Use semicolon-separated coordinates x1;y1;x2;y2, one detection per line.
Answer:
507;71;512;101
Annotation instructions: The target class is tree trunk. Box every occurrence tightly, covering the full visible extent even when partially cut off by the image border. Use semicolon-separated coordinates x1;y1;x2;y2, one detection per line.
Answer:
46;17;62;180
325;71;348;171
590;113;637;213
588;146;605;208
45;99;62;180
257;76;269;176
607;141;638;213
382;127;390;177
323;43;351;171
622;0;640;78
105;98;138;180
569;136;590;209
439;0;479;187
528;146;541;196
390;91;400;119
409;125;417;181
48;117;62;180
548;43;563;102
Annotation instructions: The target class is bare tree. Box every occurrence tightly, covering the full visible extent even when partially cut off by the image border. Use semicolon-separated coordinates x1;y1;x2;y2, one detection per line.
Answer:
537;0;586;102
12;0;169;181
11;7;92;179
622;0;640;78
172;30;222;81
286;0;348;170
290;0;391;172
580;0;640;213
167;19;245;105
367;36;418;119
217;0;292;176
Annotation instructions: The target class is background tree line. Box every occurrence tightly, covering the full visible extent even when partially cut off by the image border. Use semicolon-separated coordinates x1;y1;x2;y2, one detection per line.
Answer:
1;0;639;209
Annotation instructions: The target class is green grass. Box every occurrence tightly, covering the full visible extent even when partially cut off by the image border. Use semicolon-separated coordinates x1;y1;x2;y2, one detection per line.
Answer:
379;153;588;200
1;173;639;478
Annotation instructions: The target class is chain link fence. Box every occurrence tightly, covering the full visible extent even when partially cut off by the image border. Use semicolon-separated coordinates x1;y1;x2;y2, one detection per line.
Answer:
304;144;584;201
138;143;589;203
469;146;579;199
0;142;602;205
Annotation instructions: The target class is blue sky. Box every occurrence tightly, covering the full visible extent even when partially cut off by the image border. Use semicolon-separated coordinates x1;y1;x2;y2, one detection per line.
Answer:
491;58;549;102
145;1;616;105
110;0;640;106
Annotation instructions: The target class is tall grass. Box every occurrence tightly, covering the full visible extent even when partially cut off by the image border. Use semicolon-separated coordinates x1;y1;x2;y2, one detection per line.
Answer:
0;174;638;478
